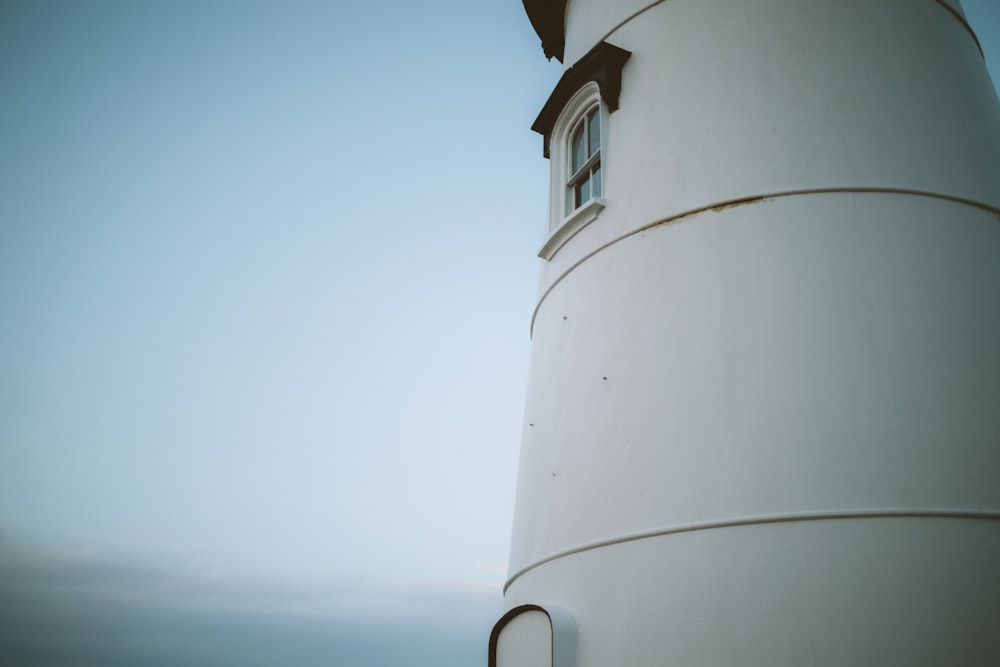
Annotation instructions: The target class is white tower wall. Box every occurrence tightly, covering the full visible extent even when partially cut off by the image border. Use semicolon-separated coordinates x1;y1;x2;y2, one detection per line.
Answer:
499;0;1000;664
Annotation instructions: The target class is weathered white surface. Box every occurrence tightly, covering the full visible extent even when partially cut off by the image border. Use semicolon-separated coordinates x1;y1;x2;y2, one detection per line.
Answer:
503;0;1000;664
507;519;1000;665
511;193;1000;571
565;0;972;66
547;0;1000;282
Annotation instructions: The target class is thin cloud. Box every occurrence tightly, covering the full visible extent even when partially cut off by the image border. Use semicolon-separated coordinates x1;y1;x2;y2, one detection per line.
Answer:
0;535;498;667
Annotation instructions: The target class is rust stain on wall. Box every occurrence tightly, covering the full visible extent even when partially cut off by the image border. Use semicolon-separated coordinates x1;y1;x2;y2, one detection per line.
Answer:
711;196;765;213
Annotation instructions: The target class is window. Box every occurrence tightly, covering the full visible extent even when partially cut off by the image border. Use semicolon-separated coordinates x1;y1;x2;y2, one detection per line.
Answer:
537;82;608;259
567;105;602;213
530;42;630;260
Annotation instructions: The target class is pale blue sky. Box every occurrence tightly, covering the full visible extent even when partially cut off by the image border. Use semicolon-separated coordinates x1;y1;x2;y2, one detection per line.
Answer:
1;1;998;665
0;0;559;584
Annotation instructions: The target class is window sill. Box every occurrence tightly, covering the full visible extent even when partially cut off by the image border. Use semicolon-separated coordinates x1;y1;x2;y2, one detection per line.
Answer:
538;197;606;260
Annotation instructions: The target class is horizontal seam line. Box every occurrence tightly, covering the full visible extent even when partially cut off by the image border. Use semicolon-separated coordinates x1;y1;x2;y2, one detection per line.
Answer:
530;187;1000;337
596;0;669;48
504;508;1000;592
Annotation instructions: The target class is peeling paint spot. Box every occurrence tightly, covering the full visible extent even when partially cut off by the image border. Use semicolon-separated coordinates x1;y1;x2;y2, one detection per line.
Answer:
711;196;765;213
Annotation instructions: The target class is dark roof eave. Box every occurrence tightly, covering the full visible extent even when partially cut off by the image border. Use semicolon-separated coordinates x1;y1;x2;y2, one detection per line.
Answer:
522;0;567;62
531;42;632;157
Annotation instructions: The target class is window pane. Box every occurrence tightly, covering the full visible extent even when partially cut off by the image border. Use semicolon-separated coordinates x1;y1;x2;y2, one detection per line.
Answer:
575;177;590;208
591;163;601;198
588;109;600;157
571;122;586;173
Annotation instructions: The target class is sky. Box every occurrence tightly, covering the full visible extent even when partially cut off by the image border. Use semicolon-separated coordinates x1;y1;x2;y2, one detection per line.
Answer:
1;1;998;665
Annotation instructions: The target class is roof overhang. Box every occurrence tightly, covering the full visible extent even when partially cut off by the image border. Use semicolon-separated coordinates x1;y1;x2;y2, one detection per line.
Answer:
531;42;632;157
523;0;567;62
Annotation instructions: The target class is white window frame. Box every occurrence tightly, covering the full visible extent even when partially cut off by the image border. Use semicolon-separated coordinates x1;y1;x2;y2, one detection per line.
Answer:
538;82;608;260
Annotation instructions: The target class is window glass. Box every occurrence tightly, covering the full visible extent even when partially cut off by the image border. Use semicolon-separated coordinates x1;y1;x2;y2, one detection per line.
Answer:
575;177;590;208
571;122;586;173
588;109;600;158
559;92;606;223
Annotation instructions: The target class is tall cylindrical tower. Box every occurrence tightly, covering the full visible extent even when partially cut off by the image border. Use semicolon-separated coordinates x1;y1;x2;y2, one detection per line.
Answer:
492;0;1000;664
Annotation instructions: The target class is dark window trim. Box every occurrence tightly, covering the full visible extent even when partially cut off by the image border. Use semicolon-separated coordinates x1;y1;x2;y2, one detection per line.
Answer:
531;42;631;159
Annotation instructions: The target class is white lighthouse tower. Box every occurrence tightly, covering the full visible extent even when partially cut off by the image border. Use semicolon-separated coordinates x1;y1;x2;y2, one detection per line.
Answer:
491;0;1000;665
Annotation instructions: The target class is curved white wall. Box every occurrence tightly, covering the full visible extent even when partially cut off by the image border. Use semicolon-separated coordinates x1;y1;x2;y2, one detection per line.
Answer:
543;0;1000;285
564;0;972;67
512;192;1000;571
504;0;1000;664
507;519;1000;664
